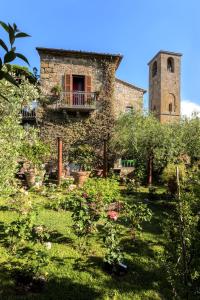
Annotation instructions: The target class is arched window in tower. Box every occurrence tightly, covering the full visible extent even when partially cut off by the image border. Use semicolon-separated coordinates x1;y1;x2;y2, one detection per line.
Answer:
168;93;176;113
167;57;174;73
152;61;157;77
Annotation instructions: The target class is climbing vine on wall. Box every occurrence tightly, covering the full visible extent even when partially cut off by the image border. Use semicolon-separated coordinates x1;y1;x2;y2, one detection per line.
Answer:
38;58;116;164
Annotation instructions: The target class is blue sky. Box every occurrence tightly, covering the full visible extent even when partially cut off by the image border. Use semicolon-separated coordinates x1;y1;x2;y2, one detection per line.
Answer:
1;0;200;112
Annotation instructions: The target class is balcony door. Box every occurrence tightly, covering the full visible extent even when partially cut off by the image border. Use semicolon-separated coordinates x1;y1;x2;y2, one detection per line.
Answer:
73;76;85;105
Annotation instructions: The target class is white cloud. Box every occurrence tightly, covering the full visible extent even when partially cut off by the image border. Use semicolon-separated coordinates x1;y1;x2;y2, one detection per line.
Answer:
181;100;200;118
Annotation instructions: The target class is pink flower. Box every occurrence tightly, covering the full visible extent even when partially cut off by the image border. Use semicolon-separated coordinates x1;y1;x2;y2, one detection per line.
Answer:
82;192;89;199
107;210;119;221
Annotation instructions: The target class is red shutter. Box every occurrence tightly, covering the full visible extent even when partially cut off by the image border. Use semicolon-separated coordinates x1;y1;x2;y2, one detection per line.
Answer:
85;76;92;104
64;74;72;105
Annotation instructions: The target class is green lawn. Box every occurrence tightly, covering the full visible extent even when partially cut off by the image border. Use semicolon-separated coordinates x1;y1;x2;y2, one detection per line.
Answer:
0;187;172;300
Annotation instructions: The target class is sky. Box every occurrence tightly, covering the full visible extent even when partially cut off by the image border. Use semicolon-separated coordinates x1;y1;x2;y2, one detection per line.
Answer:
1;0;200;116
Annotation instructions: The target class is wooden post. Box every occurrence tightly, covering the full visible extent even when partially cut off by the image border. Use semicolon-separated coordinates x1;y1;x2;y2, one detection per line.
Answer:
57;137;63;185
147;154;153;186
103;139;107;178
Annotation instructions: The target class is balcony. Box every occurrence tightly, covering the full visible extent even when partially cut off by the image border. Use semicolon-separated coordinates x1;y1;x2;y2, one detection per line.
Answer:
49;91;97;111
21;108;36;121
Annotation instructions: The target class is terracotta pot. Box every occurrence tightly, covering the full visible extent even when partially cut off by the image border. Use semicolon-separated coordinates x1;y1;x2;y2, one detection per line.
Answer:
72;171;91;187
25;169;36;187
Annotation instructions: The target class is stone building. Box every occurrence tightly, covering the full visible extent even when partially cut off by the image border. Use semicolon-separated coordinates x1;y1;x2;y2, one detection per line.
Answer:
36;47;146;118
148;50;182;123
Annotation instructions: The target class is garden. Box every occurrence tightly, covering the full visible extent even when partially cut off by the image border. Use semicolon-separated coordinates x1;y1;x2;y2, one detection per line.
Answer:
0;21;200;300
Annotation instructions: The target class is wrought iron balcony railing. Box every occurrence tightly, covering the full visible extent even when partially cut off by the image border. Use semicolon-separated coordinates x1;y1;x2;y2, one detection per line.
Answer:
53;91;97;110
21;108;36;120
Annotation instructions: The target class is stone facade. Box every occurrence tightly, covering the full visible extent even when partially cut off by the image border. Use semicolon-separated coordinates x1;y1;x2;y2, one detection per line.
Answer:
114;78;144;115
148;51;182;123
37;48;145;117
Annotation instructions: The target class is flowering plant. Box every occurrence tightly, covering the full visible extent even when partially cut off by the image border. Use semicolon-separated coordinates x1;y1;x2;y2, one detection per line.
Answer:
107;210;119;221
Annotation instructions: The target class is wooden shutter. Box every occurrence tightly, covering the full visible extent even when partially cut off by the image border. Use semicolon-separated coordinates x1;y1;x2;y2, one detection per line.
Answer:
64;74;72;105
85;75;92;104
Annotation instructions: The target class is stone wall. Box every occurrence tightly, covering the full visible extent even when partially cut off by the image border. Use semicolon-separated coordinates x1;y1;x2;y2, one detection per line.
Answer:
40;53;108;97
114;79;144;115
39;52;144;117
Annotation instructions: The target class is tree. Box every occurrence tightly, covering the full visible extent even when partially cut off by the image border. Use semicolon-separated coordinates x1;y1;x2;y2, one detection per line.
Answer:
0;77;39;194
111;111;180;185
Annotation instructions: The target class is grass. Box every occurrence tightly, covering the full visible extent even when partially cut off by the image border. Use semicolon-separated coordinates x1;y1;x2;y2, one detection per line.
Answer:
0;186;172;300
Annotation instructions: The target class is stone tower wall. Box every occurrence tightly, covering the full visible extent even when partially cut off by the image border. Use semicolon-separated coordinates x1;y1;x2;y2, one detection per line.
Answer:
149;51;181;123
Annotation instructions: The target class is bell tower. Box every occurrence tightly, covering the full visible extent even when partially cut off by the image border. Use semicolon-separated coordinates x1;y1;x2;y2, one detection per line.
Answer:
148;51;182;123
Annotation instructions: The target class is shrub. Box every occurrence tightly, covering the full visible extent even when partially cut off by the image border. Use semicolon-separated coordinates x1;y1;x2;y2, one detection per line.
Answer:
162;163;187;195
82;178;121;204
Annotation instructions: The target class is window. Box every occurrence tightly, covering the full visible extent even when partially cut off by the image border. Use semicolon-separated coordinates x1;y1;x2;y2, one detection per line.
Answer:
73;75;85;91
169;103;173;112
167;57;174;73
152;61;157;77
169;93;176;112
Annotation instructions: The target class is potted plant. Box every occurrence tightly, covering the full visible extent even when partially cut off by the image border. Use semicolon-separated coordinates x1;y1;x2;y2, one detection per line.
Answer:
69;144;95;186
51;84;62;97
21;131;50;188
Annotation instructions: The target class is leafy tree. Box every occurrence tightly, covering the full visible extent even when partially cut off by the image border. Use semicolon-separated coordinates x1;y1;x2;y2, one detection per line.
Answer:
111;111;179;185
0;77;39;194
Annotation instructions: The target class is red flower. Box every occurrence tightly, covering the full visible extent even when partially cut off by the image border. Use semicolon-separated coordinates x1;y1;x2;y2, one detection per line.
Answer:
107;210;119;221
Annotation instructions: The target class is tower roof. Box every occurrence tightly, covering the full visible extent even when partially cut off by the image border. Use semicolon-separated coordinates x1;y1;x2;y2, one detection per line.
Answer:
148;50;182;65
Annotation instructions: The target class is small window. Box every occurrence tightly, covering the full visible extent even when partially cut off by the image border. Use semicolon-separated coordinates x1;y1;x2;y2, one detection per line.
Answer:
125;106;133;113
169;103;173;112
152;61;157;77
167;57;174;73
153;105;156;111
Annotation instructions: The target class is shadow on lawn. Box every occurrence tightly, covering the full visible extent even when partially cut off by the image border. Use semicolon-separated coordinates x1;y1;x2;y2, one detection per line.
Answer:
72;254;170;299
0;261;102;300
48;230;73;244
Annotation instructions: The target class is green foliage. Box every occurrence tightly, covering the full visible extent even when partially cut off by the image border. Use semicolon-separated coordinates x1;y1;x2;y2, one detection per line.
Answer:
68;144;95;171
103;221;123;265
20;128;50;169
163;192;200;298
112;111;179;184
82;178;121;204
0;21;30;89
162;163;187;195
124;202;152;239
0;74;39;194
51;84;62;96
3;192;50;282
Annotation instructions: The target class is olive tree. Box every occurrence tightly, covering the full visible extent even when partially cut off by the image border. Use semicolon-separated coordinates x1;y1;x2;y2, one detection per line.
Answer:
111;111;180;185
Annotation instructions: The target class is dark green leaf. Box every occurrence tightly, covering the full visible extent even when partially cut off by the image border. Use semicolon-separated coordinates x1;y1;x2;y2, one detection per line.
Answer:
13;23;19;32
4;51;16;63
0;21;9;32
8;24;15;46
15;32;30;38
0;92;10;102
0;39;8;52
0;58;2;69
0;70;18;86
16;53;29;65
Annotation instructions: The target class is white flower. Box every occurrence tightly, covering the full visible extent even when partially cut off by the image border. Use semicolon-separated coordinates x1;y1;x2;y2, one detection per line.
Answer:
44;242;52;250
